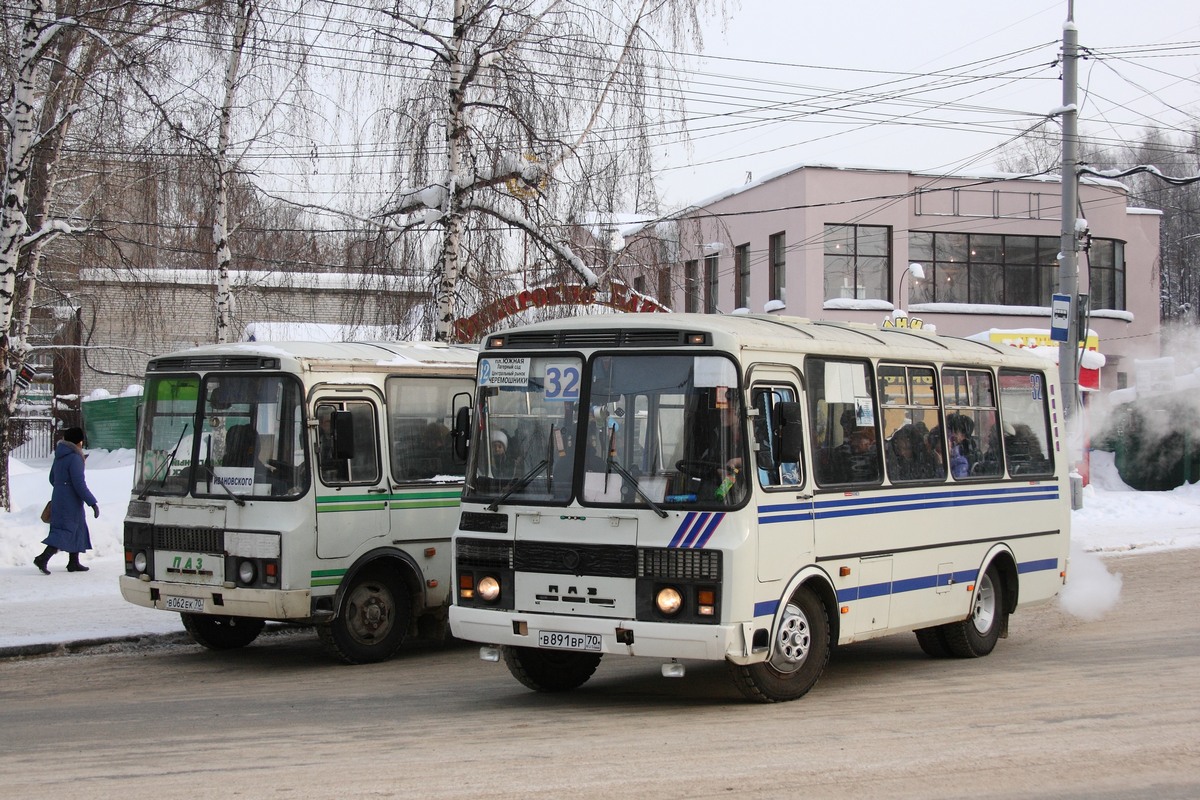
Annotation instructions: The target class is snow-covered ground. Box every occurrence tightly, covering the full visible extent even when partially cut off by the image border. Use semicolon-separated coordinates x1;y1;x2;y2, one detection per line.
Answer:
1;449;1192;649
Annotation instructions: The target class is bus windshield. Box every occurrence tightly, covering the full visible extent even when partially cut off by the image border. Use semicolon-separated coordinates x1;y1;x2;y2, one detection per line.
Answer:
134;373;308;499
463;352;747;508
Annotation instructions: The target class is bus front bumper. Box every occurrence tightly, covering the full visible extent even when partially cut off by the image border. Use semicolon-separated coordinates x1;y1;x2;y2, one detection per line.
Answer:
119;575;311;621
450;605;753;662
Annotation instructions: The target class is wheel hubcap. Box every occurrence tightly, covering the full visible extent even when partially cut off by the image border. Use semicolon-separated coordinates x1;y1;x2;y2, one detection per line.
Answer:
768;602;811;674
971;573;996;634
347;583;391;641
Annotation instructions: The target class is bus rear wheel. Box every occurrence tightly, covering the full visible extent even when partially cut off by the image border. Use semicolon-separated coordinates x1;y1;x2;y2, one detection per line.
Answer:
318;567;409;664
914;626;953;657
503;646;602;692
181;613;264;650
730;586;830;703
940;566;1005;658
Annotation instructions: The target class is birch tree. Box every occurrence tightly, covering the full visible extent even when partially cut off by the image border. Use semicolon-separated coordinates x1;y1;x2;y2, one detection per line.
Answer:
360;0;725;341
0;0;210;510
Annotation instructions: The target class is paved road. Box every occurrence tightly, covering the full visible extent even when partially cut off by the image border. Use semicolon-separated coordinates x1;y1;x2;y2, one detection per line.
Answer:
2;549;1198;800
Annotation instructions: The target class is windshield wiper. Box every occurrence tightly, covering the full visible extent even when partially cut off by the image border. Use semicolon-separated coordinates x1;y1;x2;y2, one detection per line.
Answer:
486;459;549;512
138;424;188;500
605;454;668;519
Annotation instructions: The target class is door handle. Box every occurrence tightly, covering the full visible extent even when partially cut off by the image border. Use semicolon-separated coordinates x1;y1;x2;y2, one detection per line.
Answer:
368;487;388;494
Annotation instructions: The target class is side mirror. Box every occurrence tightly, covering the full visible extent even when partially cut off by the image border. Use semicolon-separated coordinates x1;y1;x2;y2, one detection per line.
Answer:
777;402;804;463
452;404;471;462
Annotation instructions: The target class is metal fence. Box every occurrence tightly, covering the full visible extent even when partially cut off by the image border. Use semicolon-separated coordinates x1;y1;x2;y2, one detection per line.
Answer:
9;415;72;460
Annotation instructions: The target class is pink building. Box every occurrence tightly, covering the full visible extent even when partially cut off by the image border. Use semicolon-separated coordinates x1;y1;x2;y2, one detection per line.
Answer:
665;165;1160;392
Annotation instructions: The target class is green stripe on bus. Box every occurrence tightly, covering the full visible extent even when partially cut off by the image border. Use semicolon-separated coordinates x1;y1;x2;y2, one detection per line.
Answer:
316;490;461;505
317;502;388;512
311;568;346;588
388;499;461;509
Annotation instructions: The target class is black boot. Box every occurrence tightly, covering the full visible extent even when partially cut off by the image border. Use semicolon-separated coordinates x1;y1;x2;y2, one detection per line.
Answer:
33;546;57;575
67;553;89;573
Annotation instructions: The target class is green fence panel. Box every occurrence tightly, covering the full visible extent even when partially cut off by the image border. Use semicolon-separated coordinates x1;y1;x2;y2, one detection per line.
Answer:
82;395;143;451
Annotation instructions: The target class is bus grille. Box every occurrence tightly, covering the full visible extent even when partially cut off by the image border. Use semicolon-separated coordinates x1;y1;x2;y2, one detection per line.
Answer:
149;355;280;372
515;541;637;577
639;548;721;580
153;526;224;553
457;537;514;568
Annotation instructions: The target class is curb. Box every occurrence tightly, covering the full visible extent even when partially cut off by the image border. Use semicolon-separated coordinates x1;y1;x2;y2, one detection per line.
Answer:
0;631;192;660
0;623;309;661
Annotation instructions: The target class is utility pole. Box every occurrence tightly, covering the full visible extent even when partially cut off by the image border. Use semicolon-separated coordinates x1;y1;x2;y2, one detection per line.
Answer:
1058;2;1081;442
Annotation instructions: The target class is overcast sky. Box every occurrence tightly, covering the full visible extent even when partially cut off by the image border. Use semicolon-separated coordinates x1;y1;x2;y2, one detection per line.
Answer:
656;0;1200;206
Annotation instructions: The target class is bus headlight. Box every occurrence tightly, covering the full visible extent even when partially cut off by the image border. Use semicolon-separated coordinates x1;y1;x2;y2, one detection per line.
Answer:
478;575;501;603
133;551;148;574
655;586;683;616
238;560;256;584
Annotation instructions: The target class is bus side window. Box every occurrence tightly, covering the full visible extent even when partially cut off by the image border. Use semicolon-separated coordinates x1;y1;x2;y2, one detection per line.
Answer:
316;401;379;485
942;368;1001;479
878;363;943;483
807;358;881;487
997;369;1054;477
752;386;802;488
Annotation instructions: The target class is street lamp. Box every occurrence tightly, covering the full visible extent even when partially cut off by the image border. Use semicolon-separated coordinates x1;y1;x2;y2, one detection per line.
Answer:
898;262;925;313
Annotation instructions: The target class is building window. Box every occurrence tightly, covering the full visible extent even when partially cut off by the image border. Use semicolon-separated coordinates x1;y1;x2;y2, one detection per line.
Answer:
704;254;719;313
735;243;750;310
657;267;672;309
769;232;786;304
685;259;700;313
824;224;891;300
1089;239;1126;311
909;231;1125;311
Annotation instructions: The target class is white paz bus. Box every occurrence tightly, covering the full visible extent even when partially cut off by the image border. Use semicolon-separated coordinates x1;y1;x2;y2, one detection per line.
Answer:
449;314;1070;702
119;341;475;663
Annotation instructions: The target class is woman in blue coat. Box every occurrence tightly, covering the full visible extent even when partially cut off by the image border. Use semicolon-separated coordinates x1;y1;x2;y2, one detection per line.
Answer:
33;427;100;574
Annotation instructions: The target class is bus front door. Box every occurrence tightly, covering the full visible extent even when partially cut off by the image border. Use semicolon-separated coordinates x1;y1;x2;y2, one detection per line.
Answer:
313;395;390;559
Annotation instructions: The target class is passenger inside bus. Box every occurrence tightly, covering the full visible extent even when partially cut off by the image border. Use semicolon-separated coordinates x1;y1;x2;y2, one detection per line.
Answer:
489;430;513;477
673;387;748;503
886;424;939;481
222;424;258;468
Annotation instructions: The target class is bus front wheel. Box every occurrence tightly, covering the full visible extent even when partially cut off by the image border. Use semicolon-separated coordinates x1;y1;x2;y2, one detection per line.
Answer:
730;586;830;703
181;613;264;650
318;567;410;664
503;646;602;692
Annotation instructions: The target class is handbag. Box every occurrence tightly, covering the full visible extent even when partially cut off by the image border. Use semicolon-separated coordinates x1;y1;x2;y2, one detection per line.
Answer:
40;501;52;524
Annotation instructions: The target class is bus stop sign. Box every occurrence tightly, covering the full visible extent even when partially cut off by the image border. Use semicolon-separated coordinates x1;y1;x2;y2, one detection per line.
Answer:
1050;294;1070;342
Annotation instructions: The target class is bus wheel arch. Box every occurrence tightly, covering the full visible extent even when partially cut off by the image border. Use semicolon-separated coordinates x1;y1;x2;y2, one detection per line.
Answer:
940;555;1011;658
730;579;832;703
318;552;420;664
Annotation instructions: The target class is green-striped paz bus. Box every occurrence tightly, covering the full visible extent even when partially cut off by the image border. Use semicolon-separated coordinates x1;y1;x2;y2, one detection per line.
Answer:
119;341;475;663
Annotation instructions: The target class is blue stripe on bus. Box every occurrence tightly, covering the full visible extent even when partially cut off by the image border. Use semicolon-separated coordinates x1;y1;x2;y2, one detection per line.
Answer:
669;512;723;549
668;512;725;549
692;514;725;549
753;561;1059;610
758;485;1059;525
